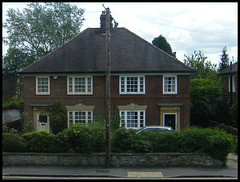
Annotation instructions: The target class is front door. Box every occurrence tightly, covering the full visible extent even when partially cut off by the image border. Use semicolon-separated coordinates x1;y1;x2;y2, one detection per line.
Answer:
37;114;50;132
164;113;177;130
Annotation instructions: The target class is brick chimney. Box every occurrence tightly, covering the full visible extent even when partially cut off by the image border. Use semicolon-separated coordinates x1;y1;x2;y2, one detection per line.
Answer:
100;11;113;34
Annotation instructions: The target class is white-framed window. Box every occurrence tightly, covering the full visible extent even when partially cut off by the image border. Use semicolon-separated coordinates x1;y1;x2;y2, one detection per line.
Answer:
120;110;145;129
163;75;177;94
68;111;93;127
229;76;236;92
36;76;50;95
120;75;145;94
67;76;92;95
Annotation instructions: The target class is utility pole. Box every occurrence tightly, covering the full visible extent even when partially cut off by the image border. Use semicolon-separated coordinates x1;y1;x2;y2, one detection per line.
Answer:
104;6;111;168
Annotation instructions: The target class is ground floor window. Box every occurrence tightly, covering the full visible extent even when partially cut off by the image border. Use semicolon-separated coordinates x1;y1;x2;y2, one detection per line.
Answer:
120;110;145;129
68;111;93;127
163;113;177;130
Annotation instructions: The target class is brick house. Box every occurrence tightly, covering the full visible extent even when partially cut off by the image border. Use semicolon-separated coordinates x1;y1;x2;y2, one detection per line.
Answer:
18;12;194;132
218;62;238;105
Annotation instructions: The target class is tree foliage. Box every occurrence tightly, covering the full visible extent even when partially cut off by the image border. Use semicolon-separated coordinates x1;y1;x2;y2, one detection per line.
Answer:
183;50;229;127
3;2;85;59
183;50;217;80
218;46;229;72
190;78;222;127
2;2;85;101
152;34;173;55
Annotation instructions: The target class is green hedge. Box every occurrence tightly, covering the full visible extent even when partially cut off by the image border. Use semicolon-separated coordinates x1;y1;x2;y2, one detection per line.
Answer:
6;126;236;166
21;122;105;153
111;127;235;165
178;127;234;164
3;133;28;152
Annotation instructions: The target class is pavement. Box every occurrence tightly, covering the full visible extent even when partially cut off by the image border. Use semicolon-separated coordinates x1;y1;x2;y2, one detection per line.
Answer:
2;153;238;180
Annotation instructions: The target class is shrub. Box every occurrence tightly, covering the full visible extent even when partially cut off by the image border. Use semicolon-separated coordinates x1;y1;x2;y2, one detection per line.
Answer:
179;127;212;153
2;125;17;134
117;127;234;165
230;103;238;122
145;131;181;152
22;130;62;153
205;129;234;164
111;128;152;153
3;133;28;152
233;136;238;153
178;127;234;165
62;124;93;153
111;127;136;153
88;122;105;153
111;114;120;131
55;130;73;153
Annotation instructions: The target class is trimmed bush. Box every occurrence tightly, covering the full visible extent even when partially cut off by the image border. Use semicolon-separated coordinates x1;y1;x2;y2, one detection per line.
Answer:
146;131;181;152
3;133;28;152
111;127;152;153
22;130;62;153
179;127;234;164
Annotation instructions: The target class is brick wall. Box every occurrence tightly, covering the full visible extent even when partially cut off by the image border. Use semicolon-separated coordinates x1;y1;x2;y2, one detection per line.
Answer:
23;74;190;130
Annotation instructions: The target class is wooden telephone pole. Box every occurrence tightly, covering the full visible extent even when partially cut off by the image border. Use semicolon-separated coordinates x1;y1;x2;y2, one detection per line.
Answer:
104;6;111;168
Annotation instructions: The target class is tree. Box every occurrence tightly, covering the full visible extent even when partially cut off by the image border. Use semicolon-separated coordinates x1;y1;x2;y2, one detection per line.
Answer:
152;34;173;55
183;50;218;80
3;2;85;61
218;46;229;71
184;50;223;128
2;47;31;101
190;78;222;127
45;100;67;134
2;2;85;101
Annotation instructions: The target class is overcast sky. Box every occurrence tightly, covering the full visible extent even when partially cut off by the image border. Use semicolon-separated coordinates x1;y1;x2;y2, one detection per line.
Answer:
2;2;238;65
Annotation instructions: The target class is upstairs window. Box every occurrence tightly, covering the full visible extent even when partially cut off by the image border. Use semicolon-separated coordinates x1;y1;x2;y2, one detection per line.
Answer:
120;75;145;94
68;76;92;95
163;75;177;94
36;76;50;95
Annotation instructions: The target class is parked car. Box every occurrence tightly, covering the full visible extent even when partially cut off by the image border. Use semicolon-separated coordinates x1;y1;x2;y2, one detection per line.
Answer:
136;126;174;134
